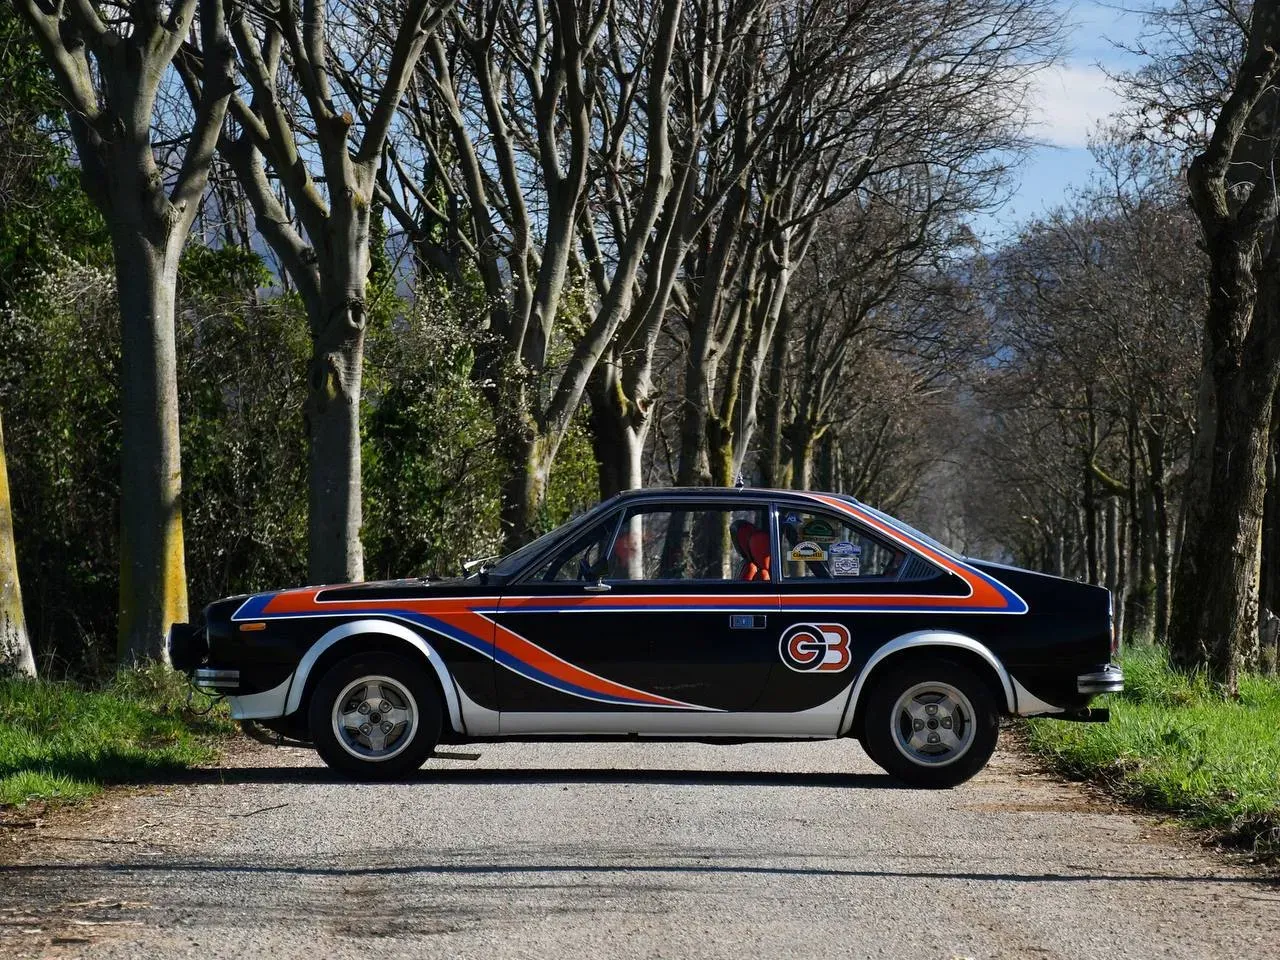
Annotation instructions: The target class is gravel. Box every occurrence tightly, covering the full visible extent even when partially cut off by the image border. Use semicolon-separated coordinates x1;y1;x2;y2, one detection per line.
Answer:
1;736;1276;959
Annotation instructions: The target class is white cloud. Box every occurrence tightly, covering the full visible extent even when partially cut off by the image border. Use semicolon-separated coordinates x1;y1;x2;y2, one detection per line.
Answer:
1028;64;1127;149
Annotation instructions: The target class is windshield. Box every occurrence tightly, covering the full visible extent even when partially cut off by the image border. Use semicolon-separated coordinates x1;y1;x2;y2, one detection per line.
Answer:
486;501;614;578
848;499;963;561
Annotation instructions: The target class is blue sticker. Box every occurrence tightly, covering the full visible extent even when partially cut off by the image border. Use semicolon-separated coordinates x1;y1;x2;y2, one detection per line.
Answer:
829;541;860;557
784;512;800;525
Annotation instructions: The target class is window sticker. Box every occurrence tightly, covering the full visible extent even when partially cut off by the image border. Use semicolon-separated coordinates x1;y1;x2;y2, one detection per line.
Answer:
784;512;800;525
829;540;861;577
799;516;840;543
789;540;826;562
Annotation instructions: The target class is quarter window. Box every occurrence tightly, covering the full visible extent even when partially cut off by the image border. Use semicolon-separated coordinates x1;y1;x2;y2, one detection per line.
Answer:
778;508;911;580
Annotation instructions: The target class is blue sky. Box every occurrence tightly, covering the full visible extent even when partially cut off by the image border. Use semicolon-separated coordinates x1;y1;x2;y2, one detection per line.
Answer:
981;1;1149;239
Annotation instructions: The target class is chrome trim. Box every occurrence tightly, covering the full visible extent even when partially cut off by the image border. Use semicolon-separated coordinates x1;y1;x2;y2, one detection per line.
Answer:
837;630;1017;736
1078;665;1124;695
194;668;239;690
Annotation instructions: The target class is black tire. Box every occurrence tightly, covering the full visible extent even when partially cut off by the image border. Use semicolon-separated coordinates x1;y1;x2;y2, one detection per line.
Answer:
861;657;999;789
308;652;442;780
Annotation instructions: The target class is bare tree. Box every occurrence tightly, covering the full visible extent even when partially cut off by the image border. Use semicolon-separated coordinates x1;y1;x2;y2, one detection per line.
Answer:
669;0;1057;491
10;0;235;660
216;0;452;582
584;0;780;498
382;0;682;545
968;137;1203;644
758;174;983;491
1170;0;1280;689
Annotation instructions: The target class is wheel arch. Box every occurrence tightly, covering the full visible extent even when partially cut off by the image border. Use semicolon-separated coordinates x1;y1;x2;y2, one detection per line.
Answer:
285;619;464;737
839;630;1015;736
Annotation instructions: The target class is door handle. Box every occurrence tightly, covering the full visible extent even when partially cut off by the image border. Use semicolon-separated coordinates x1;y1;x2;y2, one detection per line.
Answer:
583;581;611;593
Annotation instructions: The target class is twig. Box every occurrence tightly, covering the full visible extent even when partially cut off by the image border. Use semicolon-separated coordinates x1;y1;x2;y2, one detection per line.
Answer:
230;803;290;818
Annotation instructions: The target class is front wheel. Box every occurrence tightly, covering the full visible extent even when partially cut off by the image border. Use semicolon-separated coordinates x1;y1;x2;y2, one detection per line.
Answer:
308;652;442;779
861;658;999;788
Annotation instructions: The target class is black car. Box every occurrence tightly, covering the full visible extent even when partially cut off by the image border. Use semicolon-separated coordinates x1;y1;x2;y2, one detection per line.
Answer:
169;488;1123;788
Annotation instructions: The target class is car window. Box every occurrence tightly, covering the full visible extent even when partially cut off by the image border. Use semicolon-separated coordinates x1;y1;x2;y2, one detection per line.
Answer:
526;513;622;582
777;508;908;580
489;505;610;577
605;504;771;582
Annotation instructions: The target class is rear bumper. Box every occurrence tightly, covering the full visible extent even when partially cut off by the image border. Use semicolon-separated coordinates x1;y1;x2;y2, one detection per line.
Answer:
1077;664;1124;695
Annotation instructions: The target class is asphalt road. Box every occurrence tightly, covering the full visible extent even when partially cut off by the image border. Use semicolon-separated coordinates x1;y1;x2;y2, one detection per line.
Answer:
2;736;1277;959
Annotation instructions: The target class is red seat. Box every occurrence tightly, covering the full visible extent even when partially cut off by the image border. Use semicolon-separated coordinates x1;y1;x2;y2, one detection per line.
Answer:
733;521;772;581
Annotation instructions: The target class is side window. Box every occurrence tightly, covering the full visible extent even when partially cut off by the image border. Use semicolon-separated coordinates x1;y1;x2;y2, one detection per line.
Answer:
778;509;910;580
527;515;621;582
605;504;771;582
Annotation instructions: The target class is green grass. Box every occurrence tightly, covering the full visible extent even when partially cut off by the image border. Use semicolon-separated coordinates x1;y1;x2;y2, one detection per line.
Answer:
1025;645;1280;857
0;663;235;809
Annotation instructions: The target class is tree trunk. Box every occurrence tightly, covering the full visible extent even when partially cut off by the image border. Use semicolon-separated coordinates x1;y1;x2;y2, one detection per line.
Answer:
789;420;815;491
587;363;646;499
1105;495;1126;645
307;339;365;584
0;412;35;677
1261;391;1280;672
1148;429;1173;643
114;233;187;663
676;316;716;487
1083;394;1099;584
758;305;793;488
305;248;370;584
1168;316;1278;690
499;430;552;548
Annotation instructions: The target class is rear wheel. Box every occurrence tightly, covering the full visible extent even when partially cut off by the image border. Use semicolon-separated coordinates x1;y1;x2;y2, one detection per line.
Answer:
862;658;999;788
309;652;441;779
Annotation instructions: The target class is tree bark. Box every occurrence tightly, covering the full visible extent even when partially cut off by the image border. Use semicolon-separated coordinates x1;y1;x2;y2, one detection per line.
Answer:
306;309;365;584
114;232;188;661
499;431;552;545
1167;238;1280;686
0;412;35;677
588;360;647;498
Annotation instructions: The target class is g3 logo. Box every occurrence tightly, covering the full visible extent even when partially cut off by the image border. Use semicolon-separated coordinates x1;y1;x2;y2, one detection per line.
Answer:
779;623;852;673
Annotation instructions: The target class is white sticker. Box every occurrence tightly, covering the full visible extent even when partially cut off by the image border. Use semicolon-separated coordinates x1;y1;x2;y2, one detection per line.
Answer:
830;541;861;576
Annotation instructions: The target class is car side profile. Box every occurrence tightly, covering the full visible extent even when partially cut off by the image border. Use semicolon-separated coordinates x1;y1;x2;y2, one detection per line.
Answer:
169;488;1123;788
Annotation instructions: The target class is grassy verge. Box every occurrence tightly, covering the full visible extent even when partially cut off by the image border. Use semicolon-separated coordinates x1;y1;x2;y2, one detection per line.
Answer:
1025;645;1280;858
0;663;235;809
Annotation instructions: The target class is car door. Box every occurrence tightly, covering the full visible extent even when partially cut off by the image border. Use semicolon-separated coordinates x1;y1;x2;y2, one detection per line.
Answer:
493;498;780;734
762;501;965;726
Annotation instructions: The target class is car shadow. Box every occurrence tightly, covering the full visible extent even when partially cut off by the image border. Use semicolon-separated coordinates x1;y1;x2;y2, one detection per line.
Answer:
151;766;899;789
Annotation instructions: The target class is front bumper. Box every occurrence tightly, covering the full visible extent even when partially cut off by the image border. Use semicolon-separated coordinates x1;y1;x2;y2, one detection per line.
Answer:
193;668;240;692
1077;664;1124;695
168;622;208;673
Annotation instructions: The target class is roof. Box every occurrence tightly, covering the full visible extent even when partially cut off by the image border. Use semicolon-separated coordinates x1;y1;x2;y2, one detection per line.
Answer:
611;486;856;503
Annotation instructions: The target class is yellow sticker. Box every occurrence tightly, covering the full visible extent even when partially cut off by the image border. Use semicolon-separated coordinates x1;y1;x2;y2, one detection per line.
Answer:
789;540;826;562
